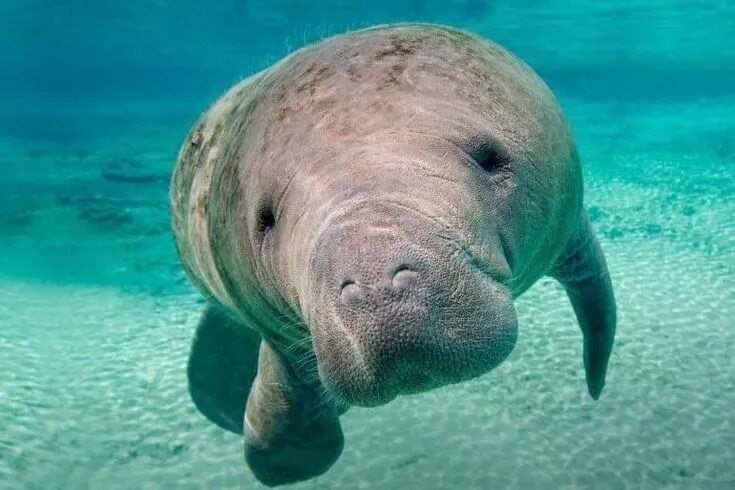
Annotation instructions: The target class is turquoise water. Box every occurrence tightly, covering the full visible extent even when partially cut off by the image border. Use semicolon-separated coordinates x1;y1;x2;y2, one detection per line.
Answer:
1;2;734;489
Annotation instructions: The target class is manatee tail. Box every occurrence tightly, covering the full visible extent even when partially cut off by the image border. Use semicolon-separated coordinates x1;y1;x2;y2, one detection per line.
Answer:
187;305;261;433
551;210;617;400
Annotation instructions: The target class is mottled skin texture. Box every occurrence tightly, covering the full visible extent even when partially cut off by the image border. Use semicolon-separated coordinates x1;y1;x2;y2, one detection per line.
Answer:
170;23;616;486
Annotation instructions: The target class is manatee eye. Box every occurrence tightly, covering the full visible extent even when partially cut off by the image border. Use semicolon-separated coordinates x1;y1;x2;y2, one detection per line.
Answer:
473;141;511;174
257;204;277;236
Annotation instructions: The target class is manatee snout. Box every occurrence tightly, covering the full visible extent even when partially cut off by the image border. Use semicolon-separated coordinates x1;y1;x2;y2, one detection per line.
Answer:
306;205;518;407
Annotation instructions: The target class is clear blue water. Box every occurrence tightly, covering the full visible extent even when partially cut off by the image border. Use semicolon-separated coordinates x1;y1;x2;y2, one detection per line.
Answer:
1;1;734;488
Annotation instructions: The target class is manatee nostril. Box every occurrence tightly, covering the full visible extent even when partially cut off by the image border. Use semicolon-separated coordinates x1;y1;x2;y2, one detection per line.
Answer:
391;266;419;291
340;281;365;306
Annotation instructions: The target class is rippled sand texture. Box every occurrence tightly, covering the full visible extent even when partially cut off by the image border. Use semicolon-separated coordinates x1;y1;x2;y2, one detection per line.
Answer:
1;79;734;490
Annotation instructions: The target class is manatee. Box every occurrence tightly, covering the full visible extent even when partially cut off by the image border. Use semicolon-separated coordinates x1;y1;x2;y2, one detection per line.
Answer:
170;23;616;486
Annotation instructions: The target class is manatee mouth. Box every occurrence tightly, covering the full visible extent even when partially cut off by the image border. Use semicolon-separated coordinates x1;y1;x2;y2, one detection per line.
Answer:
308;242;518;408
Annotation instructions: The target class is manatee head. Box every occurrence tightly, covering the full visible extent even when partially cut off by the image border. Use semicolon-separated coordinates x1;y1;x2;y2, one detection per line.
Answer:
231;24;581;407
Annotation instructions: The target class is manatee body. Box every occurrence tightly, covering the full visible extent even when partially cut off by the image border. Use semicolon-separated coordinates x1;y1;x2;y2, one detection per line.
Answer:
170;23;616;486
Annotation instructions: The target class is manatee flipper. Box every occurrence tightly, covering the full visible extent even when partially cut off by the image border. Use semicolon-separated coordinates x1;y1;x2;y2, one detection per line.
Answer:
244;341;344;487
551;211;617;400
187;305;261;433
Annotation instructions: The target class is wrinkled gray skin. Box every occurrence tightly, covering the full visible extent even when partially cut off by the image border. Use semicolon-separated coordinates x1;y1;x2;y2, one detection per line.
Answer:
170;23;616;487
